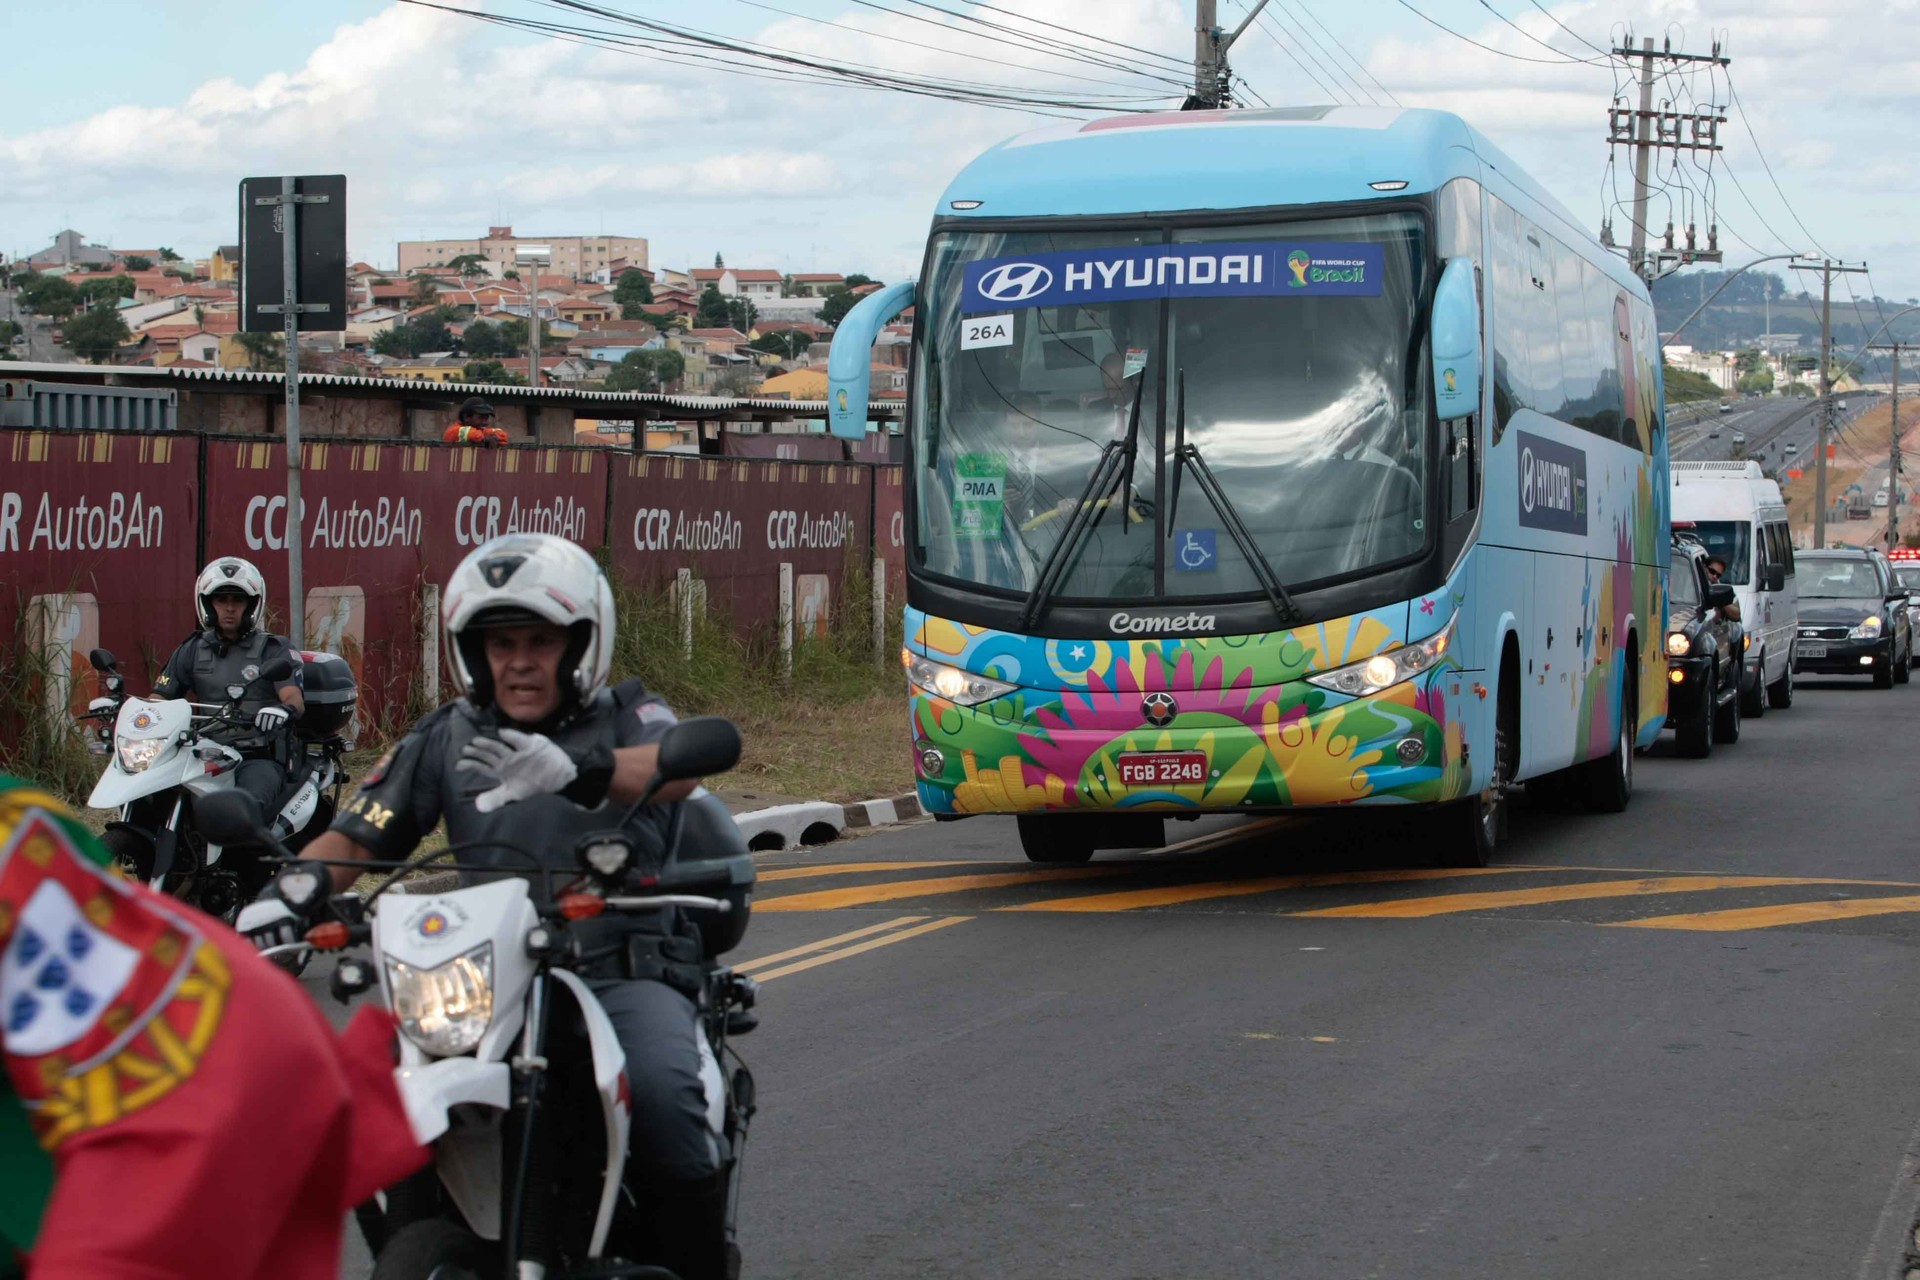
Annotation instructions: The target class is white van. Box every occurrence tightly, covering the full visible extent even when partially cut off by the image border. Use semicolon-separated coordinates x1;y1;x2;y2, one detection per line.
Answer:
1672;460;1800;712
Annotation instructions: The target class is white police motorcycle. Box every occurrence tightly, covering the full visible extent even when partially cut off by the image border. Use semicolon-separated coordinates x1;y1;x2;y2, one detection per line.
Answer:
78;647;352;922
201;716;759;1280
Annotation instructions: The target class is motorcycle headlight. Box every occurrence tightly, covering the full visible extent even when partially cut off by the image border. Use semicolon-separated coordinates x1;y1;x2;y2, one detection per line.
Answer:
1665;631;1692;657
386;943;494;1057
1850;616;1883;639
1306;616;1456;696
902;649;1016;706
115;735;166;773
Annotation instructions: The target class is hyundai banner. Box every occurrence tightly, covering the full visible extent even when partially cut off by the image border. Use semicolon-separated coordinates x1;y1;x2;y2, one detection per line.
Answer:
1514;430;1588;536
960;242;1385;313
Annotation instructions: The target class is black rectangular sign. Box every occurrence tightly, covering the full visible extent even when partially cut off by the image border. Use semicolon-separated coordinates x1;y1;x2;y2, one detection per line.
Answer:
238;174;347;333
1515;429;1588;535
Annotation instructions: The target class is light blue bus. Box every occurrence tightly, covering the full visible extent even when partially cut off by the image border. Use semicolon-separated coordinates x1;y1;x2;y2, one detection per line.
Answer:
829;107;1669;866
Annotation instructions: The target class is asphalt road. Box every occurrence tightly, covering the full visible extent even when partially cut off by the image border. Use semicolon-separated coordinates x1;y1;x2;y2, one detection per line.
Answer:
328;675;1920;1278
1672;393;1886;474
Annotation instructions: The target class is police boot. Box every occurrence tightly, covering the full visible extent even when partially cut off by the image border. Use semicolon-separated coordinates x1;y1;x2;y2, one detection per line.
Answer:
648;1171;733;1280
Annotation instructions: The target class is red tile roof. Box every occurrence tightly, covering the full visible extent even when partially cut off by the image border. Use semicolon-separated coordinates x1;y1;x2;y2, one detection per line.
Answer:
790;273;844;282
731;270;782;282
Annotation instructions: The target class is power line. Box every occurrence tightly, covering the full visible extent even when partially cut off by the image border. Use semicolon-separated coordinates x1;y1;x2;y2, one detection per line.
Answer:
1474;0;1609;65
1527;0;1610;58
950;0;1193;70
1264;2;1379;104
1244;6;1351;104
1387;0;1603;65
1285;0;1401;105
1725;73;1831;260
870;0;1192;89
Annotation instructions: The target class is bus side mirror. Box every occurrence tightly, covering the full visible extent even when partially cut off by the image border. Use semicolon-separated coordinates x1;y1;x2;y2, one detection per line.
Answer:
1431;257;1481;422
827;281;915;440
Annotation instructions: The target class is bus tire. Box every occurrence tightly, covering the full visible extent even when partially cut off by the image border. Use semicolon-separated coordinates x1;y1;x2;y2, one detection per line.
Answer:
1581;669;1635;813
1440;663;1515;868
1017;815;1096;864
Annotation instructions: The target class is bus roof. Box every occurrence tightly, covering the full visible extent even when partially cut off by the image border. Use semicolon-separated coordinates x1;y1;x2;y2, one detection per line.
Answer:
937;106;1634;294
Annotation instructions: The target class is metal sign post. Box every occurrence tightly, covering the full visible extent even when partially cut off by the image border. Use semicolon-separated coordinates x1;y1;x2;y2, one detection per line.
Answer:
239;174;347;650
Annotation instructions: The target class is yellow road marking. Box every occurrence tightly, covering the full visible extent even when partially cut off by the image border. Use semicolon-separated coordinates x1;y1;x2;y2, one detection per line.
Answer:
1294;875;1826;919
997;865;1552;913
759;862;963;883
1611;894;1920;932
734;916;931;972
1511;864;1920;888
758;866;1123;912
750;916;972;981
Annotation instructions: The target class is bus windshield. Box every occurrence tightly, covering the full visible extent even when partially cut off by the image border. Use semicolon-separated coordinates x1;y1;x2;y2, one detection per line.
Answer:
913;211;1432;602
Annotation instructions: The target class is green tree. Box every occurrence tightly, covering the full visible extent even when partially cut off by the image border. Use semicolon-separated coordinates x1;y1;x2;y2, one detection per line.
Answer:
371;325;416;358
0;320;19;346
605;348;684;392
461;359;524;385
725;297;757;333
235;330;285;371
121;256;153;272
21;276;79;320
714;252;724;269
462;319;507;358
408;275;439;310
844;274;878;289
613;269;653;308
77;275;135;307
634;309;678;334
695;284;733;329
820;287;859;328
158;247;181;263
192;305;207;330
1737;367;1775;394
713;365;762;396
447;253;488;278
750;328;812;358
410;316;457;354
497;316;530;352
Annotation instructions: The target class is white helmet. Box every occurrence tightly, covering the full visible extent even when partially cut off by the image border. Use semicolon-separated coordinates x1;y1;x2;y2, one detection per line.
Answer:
443;533;615;712
194;556;267;634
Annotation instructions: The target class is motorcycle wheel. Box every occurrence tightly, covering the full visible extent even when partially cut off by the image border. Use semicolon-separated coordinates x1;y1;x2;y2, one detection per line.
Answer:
100;826;154;882
369;1219;492;1280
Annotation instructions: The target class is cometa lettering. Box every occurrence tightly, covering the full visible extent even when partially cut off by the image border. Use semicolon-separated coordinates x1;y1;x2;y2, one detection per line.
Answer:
1108;611;1218;635
0;491;163;554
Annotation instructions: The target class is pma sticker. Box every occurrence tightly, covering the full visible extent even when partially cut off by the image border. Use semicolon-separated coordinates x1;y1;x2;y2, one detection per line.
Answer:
130;711;154;730
403;900;468;944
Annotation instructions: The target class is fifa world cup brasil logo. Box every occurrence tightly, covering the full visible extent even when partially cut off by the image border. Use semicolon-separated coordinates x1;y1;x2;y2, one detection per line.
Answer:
1286;250;1312;287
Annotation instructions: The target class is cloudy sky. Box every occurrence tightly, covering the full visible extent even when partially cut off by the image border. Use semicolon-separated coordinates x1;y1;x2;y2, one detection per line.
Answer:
5;0;1916;311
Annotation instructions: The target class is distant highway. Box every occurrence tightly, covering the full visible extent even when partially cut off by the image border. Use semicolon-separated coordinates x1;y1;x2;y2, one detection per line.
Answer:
1670;393;1886;471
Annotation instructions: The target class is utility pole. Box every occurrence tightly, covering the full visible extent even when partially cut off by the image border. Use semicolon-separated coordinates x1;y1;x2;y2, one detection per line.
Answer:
1871;341;1909;547
1606;37;1728;280
1189;0;1270;109
1800;256;1871;548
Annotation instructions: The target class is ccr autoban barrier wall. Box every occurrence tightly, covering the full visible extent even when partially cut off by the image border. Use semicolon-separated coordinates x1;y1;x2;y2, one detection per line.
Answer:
0;428;905;729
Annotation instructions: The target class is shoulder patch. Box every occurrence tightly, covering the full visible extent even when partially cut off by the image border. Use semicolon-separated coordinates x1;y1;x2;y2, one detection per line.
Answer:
635;700;678;727
360;747;396;789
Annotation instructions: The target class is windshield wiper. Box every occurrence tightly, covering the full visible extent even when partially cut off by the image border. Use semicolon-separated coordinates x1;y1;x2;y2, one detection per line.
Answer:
1016;371;1146;631
1167;369;1302;626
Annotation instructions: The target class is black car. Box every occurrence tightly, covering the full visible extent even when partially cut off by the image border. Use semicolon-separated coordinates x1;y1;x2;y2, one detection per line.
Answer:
1794;549;1913;689
1667;539;1744;757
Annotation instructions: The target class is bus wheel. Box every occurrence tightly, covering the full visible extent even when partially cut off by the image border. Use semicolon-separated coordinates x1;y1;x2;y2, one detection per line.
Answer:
1581;678;1635;813
1440;682;1513;868
1017;815;1096;864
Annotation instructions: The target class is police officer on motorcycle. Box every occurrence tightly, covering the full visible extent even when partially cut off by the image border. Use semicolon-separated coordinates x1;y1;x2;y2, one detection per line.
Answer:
147;556;306;825
241;532;750;1280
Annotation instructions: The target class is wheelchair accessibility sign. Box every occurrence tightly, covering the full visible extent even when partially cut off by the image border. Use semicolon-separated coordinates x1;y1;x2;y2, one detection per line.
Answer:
1174;529;1216;572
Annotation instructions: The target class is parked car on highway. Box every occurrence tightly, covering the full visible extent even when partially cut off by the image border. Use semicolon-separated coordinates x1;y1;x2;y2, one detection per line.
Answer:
1794;548;1913;689
1672;461;1798;714
1666;537;1744;757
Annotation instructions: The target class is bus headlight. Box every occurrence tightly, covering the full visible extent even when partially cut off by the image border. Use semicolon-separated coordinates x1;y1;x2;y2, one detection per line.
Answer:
1307;617;1455;696
387;944;494;1057
1666;632;1692;656
1850;616;1883;639
904;652;1016;706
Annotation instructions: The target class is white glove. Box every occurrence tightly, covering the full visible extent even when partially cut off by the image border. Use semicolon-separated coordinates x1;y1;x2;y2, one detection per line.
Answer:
236;898;301;952
460;728;579;815
254;704;292;733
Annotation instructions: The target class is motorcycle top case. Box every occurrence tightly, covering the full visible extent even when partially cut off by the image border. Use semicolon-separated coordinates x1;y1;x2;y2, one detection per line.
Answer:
296;650;357;739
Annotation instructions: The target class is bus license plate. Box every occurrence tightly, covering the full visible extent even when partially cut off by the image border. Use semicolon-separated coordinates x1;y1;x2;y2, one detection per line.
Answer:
1796;642;1827;658
1117;752;1207;786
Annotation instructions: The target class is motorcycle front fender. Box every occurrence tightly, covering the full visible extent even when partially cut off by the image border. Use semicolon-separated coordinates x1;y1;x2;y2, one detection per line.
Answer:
396;1057;512;1244
395;1056;510;1146
87;748;195;810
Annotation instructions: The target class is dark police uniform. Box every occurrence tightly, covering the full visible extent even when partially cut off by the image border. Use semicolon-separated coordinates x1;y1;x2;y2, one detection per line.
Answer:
153;628;303;817
328;677;750;1185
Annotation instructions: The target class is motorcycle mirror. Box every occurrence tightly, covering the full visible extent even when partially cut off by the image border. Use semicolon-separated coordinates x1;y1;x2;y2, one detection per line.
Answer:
575;830;637;883
655;716;742;782
104;674;124;693
194;789;270;847
329;957;375;1006
88;648;117;672
260;655;296;683
226;683;247;702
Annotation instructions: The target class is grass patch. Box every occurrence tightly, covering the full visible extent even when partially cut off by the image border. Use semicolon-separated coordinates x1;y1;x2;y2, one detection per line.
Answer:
0;595;105;800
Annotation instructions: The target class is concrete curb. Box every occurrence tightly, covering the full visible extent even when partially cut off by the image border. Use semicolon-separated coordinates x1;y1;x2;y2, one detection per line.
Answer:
390;791;928;879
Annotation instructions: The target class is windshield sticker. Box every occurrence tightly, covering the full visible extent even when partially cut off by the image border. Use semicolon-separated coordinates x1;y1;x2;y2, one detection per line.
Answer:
1122;347;1149;378
1174;529;1217;572
960;313;1014;350
1515;430;1588;535
953;453;1006;540
961;242;1385;312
